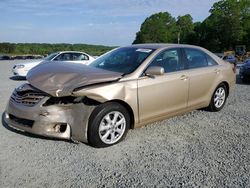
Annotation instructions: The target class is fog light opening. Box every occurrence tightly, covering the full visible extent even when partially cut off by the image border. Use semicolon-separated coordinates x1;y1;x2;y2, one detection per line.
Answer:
5;113;9;119
54;123;67;133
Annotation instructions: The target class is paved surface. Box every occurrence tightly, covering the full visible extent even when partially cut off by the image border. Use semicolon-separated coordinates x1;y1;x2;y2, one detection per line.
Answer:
0;60;249;187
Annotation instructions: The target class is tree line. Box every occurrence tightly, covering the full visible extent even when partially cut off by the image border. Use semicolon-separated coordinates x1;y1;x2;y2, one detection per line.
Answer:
0;43;114;56
1;0;249;55
133;0;250;52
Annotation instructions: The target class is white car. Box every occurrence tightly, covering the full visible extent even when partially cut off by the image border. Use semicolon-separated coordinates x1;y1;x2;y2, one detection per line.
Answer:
12;51;95;77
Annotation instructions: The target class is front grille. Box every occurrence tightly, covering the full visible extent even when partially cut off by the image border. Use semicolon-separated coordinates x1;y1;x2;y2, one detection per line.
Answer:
9;114;34;128
10;90;46;107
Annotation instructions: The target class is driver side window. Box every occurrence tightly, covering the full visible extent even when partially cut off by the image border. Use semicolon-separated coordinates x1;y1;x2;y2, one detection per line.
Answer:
149;49;183;73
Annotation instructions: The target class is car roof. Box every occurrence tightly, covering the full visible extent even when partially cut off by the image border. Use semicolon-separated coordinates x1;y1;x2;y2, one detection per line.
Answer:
128;43;205;50
57;51;87;54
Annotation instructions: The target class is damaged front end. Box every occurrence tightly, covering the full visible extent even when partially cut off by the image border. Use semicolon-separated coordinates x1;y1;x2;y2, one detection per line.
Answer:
4;61;138;143
4;83;98;143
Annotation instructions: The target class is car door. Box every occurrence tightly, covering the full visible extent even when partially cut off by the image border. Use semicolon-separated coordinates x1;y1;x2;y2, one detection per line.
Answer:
183;48;220;107
137;48;189;123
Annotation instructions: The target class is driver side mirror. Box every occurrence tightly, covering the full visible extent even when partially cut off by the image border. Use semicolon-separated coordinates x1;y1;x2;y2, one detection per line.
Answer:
145;66;164;78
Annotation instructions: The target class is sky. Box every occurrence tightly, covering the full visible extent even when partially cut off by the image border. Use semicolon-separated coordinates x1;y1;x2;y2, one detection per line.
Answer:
0;0;219;46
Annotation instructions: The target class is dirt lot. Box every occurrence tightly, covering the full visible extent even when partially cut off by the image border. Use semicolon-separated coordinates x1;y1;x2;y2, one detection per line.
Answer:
0;60;249;187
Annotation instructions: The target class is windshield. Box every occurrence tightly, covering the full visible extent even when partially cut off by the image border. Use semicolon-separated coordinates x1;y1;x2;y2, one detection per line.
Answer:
44;52;59;61
89;47;155;74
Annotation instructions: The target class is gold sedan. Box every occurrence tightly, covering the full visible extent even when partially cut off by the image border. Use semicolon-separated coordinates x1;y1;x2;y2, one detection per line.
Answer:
4;44;236;147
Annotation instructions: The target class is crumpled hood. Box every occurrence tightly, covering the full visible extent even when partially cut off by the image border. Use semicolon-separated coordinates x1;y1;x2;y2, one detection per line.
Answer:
26;61;122;97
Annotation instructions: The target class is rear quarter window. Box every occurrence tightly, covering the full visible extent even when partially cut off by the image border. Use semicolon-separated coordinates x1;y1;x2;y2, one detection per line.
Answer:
206;54;218;66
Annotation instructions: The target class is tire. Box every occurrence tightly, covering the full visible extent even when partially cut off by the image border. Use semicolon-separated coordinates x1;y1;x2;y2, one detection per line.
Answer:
88;102;130;148
207;83;228;112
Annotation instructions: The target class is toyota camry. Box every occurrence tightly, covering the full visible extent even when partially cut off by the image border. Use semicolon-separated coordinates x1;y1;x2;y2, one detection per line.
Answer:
4;44;236;147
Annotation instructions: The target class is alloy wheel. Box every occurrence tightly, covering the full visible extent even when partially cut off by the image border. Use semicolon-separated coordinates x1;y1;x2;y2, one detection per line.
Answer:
214;87;226;109
98;111;126;144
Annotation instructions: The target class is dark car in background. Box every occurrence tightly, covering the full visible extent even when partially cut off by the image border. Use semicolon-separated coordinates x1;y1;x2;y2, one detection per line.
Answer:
0;55;11;60
239;59;250;82
223;55;237;64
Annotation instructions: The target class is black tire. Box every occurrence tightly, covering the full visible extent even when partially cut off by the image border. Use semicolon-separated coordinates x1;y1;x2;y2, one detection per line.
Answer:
88;102;130;148
207;83;228;112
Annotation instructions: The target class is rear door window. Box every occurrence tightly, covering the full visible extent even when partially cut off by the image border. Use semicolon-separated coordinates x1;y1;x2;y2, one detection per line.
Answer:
72;53;89;61
184;48;217;69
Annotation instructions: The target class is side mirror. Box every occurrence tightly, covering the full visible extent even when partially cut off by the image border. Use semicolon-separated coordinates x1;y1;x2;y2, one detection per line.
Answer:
145;66;164;78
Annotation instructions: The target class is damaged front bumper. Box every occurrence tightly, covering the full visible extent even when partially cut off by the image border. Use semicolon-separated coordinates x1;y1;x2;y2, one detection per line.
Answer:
4;86;96;143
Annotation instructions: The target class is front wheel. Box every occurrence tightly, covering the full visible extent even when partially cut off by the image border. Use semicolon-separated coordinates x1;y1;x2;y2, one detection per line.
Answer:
207;83;227;112
88;102;130;148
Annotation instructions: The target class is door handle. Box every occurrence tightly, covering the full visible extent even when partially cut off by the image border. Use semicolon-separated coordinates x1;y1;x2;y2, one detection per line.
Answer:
214;69;220;74
180;75;188;81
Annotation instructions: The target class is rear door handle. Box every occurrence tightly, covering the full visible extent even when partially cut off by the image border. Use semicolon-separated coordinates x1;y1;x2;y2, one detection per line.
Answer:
180;75;188;81
214;69;220;74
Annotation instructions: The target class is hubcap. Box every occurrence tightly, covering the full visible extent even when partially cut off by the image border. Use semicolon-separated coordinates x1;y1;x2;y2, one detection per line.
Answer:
214;87;226;108
98;111;126;144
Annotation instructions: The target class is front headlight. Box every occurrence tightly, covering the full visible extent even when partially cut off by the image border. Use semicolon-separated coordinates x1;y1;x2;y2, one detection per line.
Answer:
15;64;25;69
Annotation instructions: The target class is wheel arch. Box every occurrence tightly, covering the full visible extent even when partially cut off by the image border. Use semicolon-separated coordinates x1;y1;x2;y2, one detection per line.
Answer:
108;99;135;129
220;81;230;96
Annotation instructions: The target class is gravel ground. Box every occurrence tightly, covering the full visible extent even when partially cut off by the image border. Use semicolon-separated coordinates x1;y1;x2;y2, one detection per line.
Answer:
0;60;249;187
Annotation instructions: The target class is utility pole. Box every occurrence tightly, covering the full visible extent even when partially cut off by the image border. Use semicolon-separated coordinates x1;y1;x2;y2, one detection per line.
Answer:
178;31;180;44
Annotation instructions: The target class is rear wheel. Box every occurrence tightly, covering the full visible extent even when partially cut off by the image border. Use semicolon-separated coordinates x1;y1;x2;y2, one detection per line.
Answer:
88;102;130;148
208;83;227;112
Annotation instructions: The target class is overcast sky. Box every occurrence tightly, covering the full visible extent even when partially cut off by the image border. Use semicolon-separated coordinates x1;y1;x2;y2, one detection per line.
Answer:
0;0;219;46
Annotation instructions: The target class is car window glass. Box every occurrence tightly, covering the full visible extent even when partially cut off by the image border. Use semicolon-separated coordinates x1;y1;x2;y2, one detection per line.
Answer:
149;49;183;73
79;54;89;60
90;47;154;74
184;48;208;69
44;52;59;61
54;53;72;61
71;53;89;61
206;54;218;66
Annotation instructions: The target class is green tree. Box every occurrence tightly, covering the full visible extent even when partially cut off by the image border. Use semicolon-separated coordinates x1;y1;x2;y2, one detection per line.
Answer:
133;12;177;44
197;0;250;51
0;43;15;54
241;0;250;50
176;14;194;44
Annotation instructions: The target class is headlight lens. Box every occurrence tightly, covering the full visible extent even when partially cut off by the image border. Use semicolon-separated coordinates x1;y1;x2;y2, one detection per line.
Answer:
15;64;25;69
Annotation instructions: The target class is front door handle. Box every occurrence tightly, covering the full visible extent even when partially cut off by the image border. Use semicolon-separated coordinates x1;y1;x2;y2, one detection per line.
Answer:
180;75;188;81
